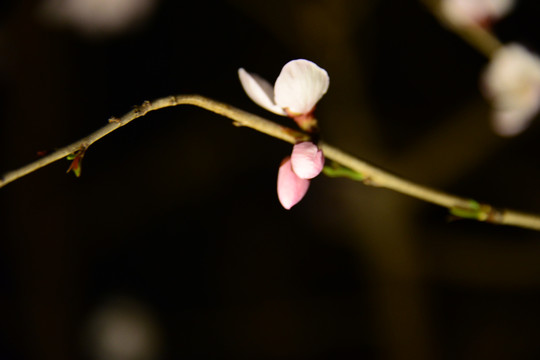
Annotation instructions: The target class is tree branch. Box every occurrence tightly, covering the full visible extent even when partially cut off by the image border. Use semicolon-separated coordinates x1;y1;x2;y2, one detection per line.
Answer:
1;95;539;231
419;0;503;58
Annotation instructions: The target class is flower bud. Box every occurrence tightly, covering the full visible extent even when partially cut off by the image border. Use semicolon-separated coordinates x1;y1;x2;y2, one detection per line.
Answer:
277;157;310;210
291;142;324;180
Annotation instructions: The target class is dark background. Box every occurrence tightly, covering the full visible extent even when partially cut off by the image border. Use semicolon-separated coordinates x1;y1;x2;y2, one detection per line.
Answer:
1;0;540;359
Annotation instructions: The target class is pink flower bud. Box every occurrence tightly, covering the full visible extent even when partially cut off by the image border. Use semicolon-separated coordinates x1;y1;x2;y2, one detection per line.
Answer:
277;157;310;210
291;142;324;179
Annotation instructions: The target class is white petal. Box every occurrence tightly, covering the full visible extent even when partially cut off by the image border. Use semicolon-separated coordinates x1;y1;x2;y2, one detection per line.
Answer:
274;59;329;115
238;68;286;115
484;44;540;94
483;44;540;136
493;104;539;136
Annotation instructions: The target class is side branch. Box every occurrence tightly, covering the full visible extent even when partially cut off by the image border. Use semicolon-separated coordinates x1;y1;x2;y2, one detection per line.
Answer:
419;0;503;58
1;95;539;231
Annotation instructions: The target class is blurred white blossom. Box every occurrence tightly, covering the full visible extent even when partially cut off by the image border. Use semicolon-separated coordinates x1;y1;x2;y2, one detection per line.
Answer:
440;0;514;27
42;0;157;36
483;44;540;136
84;297;162;360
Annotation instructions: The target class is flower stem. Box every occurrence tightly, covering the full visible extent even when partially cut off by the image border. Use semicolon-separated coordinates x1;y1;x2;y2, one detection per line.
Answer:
1;95;539;231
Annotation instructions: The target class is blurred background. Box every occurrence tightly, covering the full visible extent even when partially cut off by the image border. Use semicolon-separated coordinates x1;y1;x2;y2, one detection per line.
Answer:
1;0;540;359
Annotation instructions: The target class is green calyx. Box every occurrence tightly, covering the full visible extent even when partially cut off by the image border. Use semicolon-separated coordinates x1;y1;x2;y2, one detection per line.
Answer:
450;200;491;221
322;162;364;181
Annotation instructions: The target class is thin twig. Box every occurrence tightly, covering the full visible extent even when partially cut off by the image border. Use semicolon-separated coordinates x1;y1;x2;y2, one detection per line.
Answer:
1;95;539;231
0;95;306;188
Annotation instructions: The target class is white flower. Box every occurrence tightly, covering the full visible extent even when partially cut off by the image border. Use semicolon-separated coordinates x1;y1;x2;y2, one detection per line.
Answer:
440;0;514;27
238;59;329;117
483;44;540;136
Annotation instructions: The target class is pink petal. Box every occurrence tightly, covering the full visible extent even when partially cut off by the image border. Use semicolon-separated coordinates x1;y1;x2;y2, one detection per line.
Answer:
291;142;324;179
274;59;329;115
238;68;287;115
277;157;310;210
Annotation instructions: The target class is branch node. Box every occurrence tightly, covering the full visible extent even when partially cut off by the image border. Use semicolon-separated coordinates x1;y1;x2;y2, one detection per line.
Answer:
232;121;244;127
66;144;88;177
484;205;504;224
362;177;377;186
133;100;151;115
